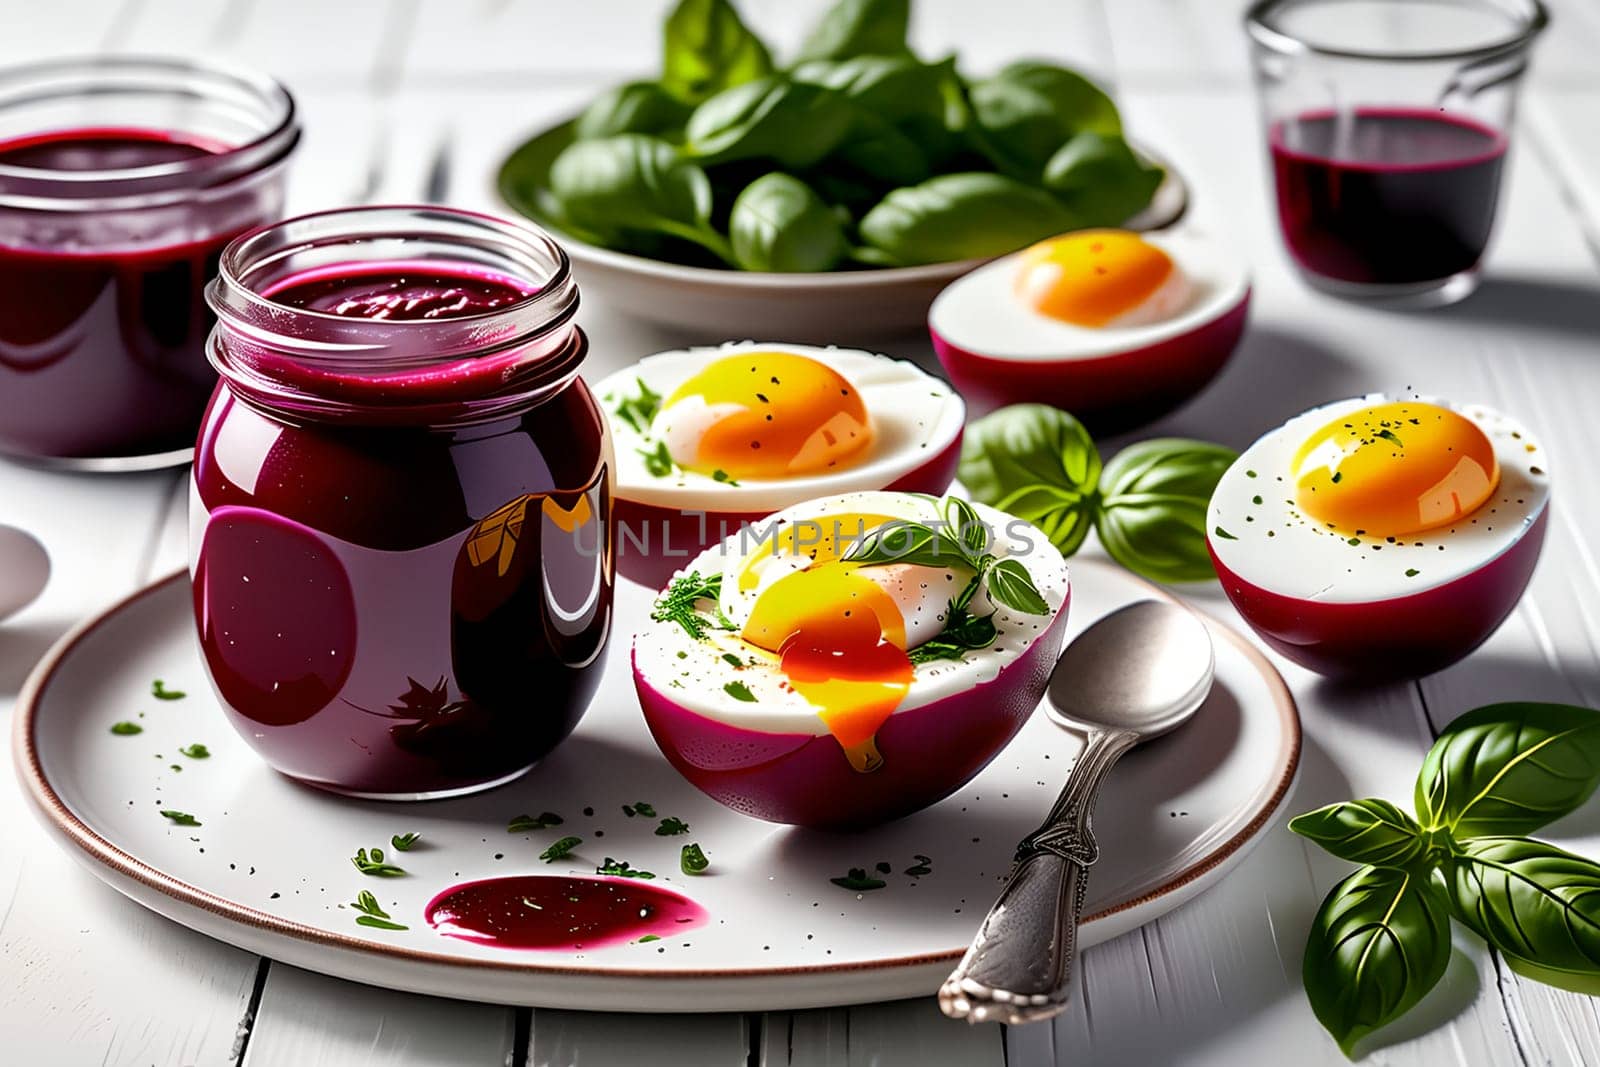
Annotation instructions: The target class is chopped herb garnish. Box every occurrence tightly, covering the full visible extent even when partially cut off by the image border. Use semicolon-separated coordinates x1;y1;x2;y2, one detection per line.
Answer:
540;835;582;862
1347;537;1361;546
831;867;887;891
160;810;200;826
177;743;210;759
390;832;421;852
508;811;564;833
622;801;657;818
1245;470;1257;478
1214;526;1238;540
650;571;731;640
1405;568;1420;577
351;889;408;931
151;679;186;700
655;816;690;836
597;857;656;880
639;440;676;478
110;721;143;736
1331;471;1343;484
842;508;1048;617
711;469;740;486
724;680;757;702
905;854;933;877
681;843;709;875
351;847;406;877
720;652;744;668
611;377;662;434
1375;429;1403;446
638;934;662;943
907;602;997;665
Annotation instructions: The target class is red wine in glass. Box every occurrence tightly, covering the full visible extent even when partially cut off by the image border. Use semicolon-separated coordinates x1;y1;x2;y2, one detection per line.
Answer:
1270;107;1507;287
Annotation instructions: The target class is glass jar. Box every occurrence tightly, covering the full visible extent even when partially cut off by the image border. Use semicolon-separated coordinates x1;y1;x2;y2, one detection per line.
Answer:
0;56;299;468
192;206;613;800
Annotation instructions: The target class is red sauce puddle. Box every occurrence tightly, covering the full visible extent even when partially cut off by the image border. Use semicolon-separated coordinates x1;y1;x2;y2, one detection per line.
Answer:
424;875;708;950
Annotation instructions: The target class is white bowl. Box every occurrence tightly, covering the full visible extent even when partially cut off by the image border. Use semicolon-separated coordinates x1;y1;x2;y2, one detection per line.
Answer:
497;122;1189;343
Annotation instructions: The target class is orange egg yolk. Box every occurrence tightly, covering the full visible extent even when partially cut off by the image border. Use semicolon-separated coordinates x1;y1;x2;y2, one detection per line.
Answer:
662;352;872;479
1293;402;1500;536
1013;229;1175;327
741;562;911;773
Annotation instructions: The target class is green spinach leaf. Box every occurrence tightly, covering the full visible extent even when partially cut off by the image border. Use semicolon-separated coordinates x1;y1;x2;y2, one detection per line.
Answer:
1290;798;1428;868
728;173;848;272
857;172;1079;266
958;404;1101;557
547;134;732;262
574;81;694;141
661;0;773;102
1303;865;1451;1058
1095;438;1237;584
1416;702;1600;838
795;0;910;62
685;77;856;170
1447;836;1600;992
1042;130;1163;226
968;60;1121;181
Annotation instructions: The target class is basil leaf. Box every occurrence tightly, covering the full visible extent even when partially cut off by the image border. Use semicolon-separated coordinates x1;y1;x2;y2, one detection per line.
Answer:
793;54;964;170
985;558;1049;615
1303;865;1451;1058
958;405;1101;558
828;112;932;187
1041;130;1164;227
574;81;694;141
968;60;1122;181
1289;798;1427;867
661;0;774;102
728;173;848;272
795;0;910;62
1095;438;1237;584
547;135;731;262
685;78;856;170
943;496;990;557
1447;837;1600;991
857;172;1080;266
1415;702;1600;838
844;521;972;569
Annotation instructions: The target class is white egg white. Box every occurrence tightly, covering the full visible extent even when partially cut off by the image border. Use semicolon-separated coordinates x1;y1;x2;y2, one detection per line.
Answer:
929;228;1248;360
1208;396;1550;603
633;491;1069;736
593;342;964;513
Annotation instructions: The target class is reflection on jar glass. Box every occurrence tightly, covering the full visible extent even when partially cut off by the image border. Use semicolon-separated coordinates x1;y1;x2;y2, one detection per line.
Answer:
191;205;614;800
0;57;299;466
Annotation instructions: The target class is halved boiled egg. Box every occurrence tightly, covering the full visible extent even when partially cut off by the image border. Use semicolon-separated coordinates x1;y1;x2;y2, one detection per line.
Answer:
1208;396;1550;680
594;343;965;584
632;491;1070;828
929;229;1249;429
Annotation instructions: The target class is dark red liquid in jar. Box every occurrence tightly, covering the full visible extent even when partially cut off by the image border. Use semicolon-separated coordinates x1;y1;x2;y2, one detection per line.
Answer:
192;261;612;798
0;128;276;459
1269;108;1507;285
425;875;707;950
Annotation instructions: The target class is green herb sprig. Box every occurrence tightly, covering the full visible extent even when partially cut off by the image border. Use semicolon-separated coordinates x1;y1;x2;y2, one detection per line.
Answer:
540;836;583;863
351;890;408;931
611;377;662;434
597;857;656;880
1292;702;1600;1056
958;405;1237;584
351;847;407;877
650;572;732;640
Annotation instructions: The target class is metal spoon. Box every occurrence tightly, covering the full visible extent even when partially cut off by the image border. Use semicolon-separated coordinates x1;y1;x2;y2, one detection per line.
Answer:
0;523;49;622
939;599;1215;1025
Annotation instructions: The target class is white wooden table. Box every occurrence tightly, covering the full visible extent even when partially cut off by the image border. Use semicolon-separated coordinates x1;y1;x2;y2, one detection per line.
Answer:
4;1;1600;1063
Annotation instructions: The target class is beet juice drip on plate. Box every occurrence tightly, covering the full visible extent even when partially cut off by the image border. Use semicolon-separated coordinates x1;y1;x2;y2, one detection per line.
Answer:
1270;108;1507;286
426;875;707;950
193;206;612;800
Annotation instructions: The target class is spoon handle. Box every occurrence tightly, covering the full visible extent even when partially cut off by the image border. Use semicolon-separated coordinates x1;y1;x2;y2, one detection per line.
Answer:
938;726;1141;1024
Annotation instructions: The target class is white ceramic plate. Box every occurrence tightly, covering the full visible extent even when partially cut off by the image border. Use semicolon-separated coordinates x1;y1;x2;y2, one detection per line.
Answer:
15;558;1297;1012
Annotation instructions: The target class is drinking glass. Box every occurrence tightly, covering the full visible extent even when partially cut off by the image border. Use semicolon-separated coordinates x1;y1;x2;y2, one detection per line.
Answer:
1246;0;1548;306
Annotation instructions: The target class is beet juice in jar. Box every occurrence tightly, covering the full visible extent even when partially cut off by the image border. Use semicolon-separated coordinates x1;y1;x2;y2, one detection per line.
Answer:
193;206;614;799
0;57;299;466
